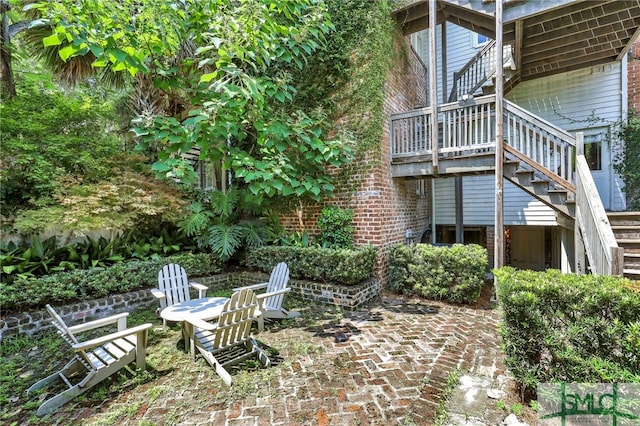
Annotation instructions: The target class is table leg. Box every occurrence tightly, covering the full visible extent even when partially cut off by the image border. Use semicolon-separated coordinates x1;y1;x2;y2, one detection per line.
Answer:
181;321;196;359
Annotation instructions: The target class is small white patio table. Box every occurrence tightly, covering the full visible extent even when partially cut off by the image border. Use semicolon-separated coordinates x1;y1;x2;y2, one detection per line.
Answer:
160;297;229;357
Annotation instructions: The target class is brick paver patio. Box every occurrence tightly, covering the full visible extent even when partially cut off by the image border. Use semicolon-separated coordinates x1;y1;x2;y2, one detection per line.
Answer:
48;291;507;425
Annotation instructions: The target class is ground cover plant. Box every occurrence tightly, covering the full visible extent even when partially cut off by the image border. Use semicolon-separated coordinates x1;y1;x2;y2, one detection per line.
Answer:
1;253;222;313
388;243;488;303
495;267;640;396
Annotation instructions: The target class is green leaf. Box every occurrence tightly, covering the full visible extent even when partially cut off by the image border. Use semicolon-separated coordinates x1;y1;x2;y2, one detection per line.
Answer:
58;45;78;61
201;72;218;83
42;33;63;47
2;265;17;274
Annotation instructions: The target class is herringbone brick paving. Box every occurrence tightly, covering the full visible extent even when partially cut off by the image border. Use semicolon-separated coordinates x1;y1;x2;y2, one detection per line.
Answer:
78;291;506;425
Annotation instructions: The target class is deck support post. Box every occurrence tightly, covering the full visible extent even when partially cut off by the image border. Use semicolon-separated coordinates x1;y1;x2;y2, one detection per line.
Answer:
455;177;464;243
429;0;439;171
494;0;504;272
560;227;572;273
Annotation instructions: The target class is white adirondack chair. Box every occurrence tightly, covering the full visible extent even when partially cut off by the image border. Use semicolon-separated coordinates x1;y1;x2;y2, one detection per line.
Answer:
27;304;152;416
152;263;208;328
233;262;300;331
185;288;271;386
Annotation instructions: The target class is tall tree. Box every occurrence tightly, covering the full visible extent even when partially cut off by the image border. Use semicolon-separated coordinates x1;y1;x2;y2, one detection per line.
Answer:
36;0;353;202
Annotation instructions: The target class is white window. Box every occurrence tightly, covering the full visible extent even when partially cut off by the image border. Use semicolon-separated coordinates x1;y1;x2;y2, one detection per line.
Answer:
197;161;222;190
579;129;608;171
472;32;490;48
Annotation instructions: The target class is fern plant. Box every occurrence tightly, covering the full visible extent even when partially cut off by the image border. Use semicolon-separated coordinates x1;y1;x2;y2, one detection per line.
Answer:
178;188;269;261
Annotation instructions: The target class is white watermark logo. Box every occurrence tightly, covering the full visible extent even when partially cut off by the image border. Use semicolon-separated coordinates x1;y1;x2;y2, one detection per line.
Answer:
538;383;640;425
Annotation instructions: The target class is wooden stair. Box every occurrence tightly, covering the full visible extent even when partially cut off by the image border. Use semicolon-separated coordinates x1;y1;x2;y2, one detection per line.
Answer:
503;155;575;219
608;211;640;280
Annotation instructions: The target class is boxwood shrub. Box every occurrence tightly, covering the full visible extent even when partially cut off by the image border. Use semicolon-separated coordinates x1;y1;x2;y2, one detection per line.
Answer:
388;243;487;303
245;245;377;285
495;267;640;394
1;252;222;312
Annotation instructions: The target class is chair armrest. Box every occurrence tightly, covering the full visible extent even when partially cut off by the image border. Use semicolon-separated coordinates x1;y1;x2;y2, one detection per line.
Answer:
72;323;153;351
232;282;269;292
150;288;165;300
67;312;130;333
184;315;218;331
189;282;208;298
256;288;291;301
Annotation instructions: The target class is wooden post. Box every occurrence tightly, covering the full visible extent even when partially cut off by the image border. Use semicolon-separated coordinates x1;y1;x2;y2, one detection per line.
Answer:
429;0;439;171
574;207;585;274
611;246;625;276
560;226;572;273
431;178;437;244
441;22;448;102
574;131;585;274
494;0;504;270
455;177;464;243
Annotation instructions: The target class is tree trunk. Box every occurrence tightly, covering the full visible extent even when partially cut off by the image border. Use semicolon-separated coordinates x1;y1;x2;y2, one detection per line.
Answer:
0;0;16;99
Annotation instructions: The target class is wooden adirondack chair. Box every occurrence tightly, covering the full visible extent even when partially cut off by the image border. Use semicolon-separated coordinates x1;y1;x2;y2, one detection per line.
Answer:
185;288;271;386
152;263;208;328
27;305;152;416
233;262;300;331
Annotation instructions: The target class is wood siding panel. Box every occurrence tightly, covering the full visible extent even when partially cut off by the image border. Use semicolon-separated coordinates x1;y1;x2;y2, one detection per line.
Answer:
507;63;621;127
434;176;557;226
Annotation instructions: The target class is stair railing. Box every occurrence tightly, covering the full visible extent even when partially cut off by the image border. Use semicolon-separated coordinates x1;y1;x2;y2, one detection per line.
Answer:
449;40;497;102
448;40;517;102
503;100;575;188
574;133;624;275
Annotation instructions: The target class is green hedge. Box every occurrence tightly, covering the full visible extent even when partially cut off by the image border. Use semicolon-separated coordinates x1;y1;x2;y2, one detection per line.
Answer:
388;243;487;303
1;253;223;312
495;267;640;393
245;245;377;285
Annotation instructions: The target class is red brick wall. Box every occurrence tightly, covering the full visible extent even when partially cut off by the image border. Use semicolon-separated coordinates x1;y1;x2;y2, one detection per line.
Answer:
279;33;429;286
629;39;640;113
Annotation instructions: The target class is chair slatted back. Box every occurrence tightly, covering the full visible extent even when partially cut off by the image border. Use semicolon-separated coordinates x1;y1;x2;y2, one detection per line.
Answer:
263;262;290;311
211;289;258;350
45;304;93;371
158;263;191;308
46;304;79;345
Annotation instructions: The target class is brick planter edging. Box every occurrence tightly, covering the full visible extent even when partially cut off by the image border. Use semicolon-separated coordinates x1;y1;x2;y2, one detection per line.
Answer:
207;272;381;308
0;289;158;340
0;272;380;340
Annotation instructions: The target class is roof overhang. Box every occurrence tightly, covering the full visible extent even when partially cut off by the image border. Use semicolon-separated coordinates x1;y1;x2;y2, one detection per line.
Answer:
392;0;640;81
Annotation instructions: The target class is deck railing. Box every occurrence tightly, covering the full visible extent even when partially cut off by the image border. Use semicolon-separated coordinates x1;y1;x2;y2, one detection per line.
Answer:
390;107;433;157
575;134;624;275
391;95;575;181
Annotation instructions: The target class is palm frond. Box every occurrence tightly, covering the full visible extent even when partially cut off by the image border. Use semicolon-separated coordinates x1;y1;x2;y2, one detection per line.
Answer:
210;189;240;219
177;202;213;236
241;219;267;247
98;67;131;90
20;25;98;86
241;190;265;215
206;224;245;260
